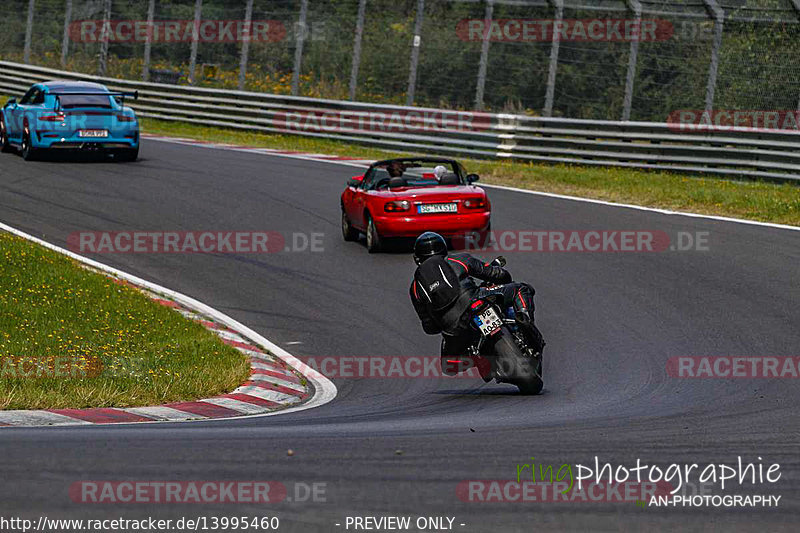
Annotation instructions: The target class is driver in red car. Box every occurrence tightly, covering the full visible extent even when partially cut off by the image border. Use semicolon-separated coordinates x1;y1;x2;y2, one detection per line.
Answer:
409;232;544;376
387;161;406;178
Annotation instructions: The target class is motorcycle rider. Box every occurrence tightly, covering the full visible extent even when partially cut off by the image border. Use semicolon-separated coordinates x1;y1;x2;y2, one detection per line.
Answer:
409;232;544;376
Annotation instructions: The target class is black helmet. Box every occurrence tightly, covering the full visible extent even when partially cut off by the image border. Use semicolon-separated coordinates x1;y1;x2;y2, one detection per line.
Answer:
414;232;447;265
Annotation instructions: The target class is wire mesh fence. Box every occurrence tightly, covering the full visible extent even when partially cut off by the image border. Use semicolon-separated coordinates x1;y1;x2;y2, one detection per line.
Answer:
1;0;799;123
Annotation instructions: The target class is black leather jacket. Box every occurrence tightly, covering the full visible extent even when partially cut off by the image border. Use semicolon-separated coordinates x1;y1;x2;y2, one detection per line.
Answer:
410;253;511;335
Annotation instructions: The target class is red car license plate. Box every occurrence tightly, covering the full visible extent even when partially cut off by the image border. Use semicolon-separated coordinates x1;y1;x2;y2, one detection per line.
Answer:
418;203;457;214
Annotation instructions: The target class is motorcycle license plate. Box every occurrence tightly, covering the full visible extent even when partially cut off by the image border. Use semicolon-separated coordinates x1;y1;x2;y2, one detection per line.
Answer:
474;307;502;336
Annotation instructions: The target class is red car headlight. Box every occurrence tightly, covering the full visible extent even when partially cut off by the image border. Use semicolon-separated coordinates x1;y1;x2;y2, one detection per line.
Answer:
463;198;487;209
384;200;411;212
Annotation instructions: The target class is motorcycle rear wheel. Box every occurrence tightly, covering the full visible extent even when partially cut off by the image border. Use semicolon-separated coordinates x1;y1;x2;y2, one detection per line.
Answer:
493;331;543;395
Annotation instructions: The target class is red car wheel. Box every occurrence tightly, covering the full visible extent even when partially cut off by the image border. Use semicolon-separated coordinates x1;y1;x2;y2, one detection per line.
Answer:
366;215;382;253
342;210;359;242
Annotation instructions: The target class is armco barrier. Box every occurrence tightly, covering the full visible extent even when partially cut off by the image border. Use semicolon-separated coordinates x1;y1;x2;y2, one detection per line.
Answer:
1;60;798;182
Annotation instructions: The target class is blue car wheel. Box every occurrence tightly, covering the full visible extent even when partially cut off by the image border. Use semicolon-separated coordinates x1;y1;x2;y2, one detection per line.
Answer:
21;123;38;161
0;116;11;153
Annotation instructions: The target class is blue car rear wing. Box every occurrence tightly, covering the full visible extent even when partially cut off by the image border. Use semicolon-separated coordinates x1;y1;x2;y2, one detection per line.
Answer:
51;91;139;110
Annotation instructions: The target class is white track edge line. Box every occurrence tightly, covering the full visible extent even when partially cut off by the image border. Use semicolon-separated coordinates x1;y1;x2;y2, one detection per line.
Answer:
0;220;337;427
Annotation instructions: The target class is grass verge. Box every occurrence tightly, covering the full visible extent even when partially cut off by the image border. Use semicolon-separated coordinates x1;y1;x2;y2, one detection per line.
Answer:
0;231;250;410
140;117;799;227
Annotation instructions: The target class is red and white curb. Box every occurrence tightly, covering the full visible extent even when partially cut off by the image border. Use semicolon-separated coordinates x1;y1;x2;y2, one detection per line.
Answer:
0;222;337;427
143;134;800;233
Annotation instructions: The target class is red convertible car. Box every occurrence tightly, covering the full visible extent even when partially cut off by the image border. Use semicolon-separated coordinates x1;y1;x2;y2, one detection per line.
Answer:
341;157;491;253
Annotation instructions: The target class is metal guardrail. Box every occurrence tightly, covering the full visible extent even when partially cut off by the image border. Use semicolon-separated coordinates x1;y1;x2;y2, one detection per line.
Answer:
1;60;799;182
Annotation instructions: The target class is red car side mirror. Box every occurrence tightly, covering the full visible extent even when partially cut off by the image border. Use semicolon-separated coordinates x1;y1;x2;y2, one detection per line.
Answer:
347;175;364;187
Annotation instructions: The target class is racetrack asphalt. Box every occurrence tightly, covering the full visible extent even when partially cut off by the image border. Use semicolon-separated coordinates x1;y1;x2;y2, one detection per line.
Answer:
1;140;799;532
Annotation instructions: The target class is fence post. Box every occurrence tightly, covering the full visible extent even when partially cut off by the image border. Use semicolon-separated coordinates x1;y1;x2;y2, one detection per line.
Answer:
238;0;255;90
188;0;203;85
348;0;367;101
791;2;800;111
543;0;564;117
406;0;425;106
98;0;112;76
621;0;642;121
142;0;155;81
474;0;494;111
23;0;35;64
703;0;724;113
292;0;309;96
61;0;72;68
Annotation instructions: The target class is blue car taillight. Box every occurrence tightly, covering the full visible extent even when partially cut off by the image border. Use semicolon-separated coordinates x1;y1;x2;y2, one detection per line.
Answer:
39;113;65;122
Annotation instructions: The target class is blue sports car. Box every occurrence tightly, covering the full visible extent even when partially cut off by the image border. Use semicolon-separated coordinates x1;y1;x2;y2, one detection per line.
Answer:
0;81;139;161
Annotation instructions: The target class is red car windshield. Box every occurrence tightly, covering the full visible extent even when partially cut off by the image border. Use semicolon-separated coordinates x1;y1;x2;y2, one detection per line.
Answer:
373;163;461;188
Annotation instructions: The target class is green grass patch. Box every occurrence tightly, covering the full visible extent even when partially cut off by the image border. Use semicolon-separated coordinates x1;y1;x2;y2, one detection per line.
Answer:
0;231;250;410
139;117;799;227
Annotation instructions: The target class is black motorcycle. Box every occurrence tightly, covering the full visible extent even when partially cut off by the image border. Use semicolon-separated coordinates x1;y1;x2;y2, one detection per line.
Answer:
445;257;544;395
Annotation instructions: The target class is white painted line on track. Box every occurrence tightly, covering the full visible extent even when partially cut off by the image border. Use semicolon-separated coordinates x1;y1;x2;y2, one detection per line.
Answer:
144;135;799;233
